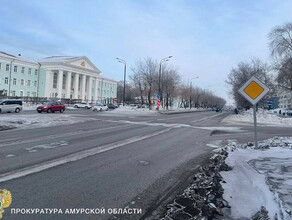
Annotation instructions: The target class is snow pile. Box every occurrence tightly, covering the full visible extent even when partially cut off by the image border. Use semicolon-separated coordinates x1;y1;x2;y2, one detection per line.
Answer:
0;114;97;129
161;148;232;219
106;106;158;116
225;109;292;126
220;137;292;219
22;103;38;111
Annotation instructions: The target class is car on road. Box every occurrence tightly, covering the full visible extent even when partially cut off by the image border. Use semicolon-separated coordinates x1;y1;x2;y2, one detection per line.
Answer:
92;104;108;111
0;99;23;113
73;102;92;109
107;103;116;109
37;102;66;113
216;108;222;112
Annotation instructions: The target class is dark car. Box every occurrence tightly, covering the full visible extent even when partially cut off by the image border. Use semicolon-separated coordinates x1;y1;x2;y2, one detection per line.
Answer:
216;108;222;112
107;103;116;109
37;102;66;113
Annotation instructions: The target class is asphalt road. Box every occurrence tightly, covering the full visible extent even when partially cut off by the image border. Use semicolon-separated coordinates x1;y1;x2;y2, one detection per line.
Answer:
0;109;291;220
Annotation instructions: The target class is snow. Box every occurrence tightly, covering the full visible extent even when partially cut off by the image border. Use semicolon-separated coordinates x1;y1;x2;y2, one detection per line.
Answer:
220;137;292;219
224;109;292;126
0;113;96;129
103;106;158;116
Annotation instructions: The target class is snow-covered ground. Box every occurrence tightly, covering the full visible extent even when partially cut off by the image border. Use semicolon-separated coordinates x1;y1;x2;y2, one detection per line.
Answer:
224;109;292;127
0;113;97;129
220;137;292;219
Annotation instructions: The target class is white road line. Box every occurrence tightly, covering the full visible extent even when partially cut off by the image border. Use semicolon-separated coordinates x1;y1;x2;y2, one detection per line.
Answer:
0;128;171;183
156;111;210;121
191;113;224;123
0;124;133;148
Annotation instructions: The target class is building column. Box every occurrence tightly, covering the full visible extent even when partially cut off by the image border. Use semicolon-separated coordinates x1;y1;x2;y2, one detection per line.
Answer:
93;77;98;104
73;73;79;99
45;70;53;98
88;76;93;103
58;70;63;99
81;74;86;101
65;71;72;99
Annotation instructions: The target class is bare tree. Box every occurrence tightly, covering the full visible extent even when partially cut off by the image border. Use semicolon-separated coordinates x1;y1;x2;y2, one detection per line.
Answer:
269;23;292;58
226;58;273;108
161;66;180;109
130;58;158;108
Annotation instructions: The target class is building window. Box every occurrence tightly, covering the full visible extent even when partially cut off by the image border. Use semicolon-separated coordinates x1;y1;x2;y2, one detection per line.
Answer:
6;64;9;71
32;92;36;97
0;63;1;70
35;69;38;75
27;80;31;86
13;78;17;85
14;66;17;72
21;79;25;86
27;91;30;97
21;67;25;74
28;68;32;75
20;91;24;97
11;91;16;96
34;81;37;87
53;73;57;88
62;74;66;89
4;77;8;84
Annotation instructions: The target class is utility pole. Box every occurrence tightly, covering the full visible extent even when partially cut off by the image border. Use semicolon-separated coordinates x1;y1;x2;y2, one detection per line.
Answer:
189;77;199;109
158;56;172;110
116;58;126;106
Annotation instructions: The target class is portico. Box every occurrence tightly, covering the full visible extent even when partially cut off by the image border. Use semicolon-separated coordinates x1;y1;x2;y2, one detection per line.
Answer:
41;56;101;102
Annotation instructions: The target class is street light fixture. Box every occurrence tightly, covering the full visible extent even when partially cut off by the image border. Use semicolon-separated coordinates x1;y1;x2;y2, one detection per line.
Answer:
158;56;172;110
190;77;199;109
116;58;126;106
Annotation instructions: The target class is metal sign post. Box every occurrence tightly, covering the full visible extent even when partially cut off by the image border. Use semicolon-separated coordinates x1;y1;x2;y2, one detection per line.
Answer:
253;104;258;148
238;76;270;148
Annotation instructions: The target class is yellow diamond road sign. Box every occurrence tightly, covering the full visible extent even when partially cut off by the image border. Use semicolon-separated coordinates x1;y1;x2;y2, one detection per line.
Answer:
238;76;270;105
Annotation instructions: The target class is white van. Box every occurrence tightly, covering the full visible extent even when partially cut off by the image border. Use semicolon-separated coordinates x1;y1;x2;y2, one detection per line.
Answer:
0;99;23;113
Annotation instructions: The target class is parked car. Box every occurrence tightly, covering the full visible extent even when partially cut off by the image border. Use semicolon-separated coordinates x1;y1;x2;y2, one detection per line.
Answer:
73;102;92;109
137;104;146;108
37;102;66;113
92;104;108;111
107;103;116;109
216;108;222;112
0;99;23;113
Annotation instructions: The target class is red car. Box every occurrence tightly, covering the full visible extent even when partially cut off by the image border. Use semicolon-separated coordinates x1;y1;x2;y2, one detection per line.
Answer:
37;102;66;113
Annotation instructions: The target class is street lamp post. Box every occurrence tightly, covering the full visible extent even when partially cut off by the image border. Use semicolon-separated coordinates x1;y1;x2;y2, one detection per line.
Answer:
116;58;126;106
189;77;199;109
158;56;172;110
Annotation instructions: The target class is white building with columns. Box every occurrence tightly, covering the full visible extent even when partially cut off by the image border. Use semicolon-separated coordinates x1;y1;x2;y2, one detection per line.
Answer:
40;56;101;102
0;52;118;103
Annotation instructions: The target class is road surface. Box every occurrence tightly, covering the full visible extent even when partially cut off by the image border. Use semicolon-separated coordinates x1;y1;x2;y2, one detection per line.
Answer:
0;109;291;220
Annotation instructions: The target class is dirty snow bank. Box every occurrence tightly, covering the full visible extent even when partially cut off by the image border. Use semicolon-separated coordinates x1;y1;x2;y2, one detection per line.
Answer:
160;137;292;220
224;109;292;126
0;114;96;129
221;137;292;219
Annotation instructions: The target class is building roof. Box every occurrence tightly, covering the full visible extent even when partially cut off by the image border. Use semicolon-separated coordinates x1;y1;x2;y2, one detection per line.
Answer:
0;52;101;73
38;56;83;63
99;76;118;83
0;51;39;64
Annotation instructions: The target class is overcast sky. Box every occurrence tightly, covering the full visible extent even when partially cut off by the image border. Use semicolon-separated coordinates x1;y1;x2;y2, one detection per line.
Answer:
1;0;292;104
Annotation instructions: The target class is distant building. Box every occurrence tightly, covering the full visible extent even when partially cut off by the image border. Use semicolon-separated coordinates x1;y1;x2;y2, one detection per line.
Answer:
260;97;279;110
278;87;292;109
0;51;117;103
98;77;117;104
